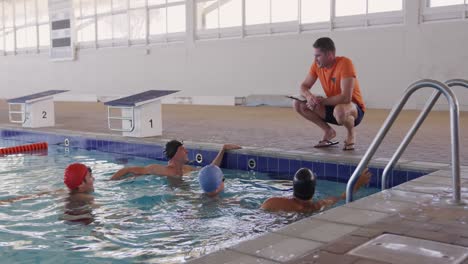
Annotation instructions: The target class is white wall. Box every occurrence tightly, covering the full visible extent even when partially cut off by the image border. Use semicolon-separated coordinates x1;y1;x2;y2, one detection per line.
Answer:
1;1;468;110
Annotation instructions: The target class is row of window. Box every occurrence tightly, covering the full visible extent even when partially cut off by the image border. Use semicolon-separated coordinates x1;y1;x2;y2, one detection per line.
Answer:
74;0;186;46
0;0;466;54
197;0;404;31
430;0;467;7
0;0;50;52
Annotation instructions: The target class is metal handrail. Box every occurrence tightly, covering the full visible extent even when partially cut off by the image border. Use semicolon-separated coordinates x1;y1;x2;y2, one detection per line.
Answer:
381;79;468;195
346;79;461;204
107;106;135;132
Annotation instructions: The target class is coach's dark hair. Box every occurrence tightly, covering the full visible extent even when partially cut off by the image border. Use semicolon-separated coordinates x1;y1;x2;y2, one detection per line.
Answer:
313;37;335;53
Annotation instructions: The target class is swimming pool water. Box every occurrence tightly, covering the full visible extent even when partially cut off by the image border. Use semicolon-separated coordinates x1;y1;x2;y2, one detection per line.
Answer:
0;139;379;263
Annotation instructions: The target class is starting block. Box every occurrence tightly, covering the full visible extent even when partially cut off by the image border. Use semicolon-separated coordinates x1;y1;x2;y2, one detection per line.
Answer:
105;90;179;137
7;90;69;128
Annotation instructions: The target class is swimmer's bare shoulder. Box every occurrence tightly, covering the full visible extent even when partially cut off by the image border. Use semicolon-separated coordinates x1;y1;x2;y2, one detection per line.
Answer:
261;197;299;212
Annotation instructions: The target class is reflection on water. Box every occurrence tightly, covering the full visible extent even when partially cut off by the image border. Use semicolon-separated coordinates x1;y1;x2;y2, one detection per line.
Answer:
0;139;378;263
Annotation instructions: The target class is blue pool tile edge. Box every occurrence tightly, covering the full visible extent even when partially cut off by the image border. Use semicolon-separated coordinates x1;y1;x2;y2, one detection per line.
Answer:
0;128;435;189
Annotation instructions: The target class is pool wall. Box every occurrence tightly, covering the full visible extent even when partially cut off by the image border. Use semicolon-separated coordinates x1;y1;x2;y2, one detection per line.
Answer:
0;128;434;189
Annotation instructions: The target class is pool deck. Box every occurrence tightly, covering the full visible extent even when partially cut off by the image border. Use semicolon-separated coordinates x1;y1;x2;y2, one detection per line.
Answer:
1;100;467;264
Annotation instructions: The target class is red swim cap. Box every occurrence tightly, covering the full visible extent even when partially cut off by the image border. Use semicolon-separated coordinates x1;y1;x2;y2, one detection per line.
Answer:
64;163;88;190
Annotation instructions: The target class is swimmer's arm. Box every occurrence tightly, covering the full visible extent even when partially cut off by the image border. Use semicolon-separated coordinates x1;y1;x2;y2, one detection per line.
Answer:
0;189;65;205
313;196;341;211
183;165;196;173
110;166;142;180
315;168;372;210
211;144;242;167
110;165;168;180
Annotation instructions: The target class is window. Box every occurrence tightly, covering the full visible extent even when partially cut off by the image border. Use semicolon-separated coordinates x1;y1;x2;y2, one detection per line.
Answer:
149;0;167;6
196;0;242;31
37;0;49;23
301;0;331;23
245;0;269;25
129;9;146;40
245;0;299;25
80;0;95;16
113;0;127;12
0;2;3;52
113;13;129;40
74;0;186;47
220;0;242;28
195;0;403;39
96;0;111;15
167;4;185;33
368;0;403;13
0;0;413;54
149;8;167;35
97;16;113;42
76;18;95;43
0;0;49;53
25;0;36;24
130;0;146;9
16;26;37;49
335;0;366;16
152;0;186;35
197;0;219;30
38;24;50;47
336;0;402;16
272;0;297;23
96;1;128;44
37;0;49;47
149;2;186;36
4;0;14;52
423;0;467;22
0;30;3;52
15;0;26;27
75;0;96;44
429;0;464;7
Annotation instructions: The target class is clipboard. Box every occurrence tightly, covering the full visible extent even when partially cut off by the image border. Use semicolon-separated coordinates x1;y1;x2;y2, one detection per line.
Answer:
285;95;307;103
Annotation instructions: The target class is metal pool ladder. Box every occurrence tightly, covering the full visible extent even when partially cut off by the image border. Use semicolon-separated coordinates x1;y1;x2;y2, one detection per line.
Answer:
346;79;467;205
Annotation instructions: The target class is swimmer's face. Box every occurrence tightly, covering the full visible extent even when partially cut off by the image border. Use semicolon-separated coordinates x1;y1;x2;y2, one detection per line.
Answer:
172;145;189;164
207;177;225;197
79;167;95;193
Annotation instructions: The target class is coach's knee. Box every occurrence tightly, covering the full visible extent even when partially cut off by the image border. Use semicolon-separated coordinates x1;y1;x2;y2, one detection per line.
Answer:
333;105;349;124
293;100;307;113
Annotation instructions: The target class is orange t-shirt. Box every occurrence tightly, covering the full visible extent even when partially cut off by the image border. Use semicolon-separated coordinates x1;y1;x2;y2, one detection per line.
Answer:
310;56;366;112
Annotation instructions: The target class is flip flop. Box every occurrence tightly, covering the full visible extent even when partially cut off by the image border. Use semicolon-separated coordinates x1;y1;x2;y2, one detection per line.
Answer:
314;140;339;148
343;142;355;151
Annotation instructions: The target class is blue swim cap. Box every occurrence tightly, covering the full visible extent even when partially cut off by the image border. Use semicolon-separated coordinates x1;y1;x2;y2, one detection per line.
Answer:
198;165;224;193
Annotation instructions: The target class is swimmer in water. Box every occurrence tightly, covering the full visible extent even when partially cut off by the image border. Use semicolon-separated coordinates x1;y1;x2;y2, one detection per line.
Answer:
261;167;371;213
110;140;241;180
197;164;225;197
0;163;97;224
61;163;96;224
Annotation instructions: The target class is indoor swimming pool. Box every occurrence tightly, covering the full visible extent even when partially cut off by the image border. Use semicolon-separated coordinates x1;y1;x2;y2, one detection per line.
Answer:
0;138;379;263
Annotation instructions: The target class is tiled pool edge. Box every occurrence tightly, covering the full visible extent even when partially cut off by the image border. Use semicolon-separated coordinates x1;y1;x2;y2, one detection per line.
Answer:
188;169;468;264
2;126;466;264
0;127;441;189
